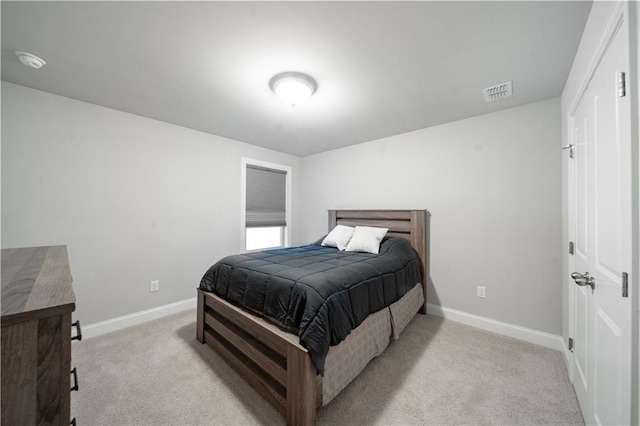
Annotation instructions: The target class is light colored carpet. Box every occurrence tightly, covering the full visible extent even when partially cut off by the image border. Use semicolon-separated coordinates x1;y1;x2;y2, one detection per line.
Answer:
71;310;584;425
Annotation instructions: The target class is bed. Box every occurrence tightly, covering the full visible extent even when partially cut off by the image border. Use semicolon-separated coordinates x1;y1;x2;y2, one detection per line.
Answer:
196;209;429;425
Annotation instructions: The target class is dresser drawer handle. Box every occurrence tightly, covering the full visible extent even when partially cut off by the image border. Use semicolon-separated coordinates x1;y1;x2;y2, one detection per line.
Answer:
70;418;77;426
70;368;79;392
71;320;82;341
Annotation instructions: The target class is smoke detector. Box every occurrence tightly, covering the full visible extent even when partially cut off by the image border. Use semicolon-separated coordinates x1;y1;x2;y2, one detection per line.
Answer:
15;51;46;69
483;81;513;102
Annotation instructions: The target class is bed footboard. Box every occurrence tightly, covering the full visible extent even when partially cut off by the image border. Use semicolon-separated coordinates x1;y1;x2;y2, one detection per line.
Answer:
197;289;321;426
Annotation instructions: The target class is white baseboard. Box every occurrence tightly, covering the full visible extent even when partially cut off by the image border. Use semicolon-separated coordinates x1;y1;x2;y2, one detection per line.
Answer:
81;297;197;339
426;303;564;351
81;298;563;350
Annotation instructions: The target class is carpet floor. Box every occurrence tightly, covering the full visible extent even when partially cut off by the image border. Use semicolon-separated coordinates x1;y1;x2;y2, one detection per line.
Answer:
71;310;584;425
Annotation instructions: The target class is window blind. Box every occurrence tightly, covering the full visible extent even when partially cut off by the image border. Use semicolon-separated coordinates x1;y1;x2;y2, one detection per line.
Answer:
246;165;287;228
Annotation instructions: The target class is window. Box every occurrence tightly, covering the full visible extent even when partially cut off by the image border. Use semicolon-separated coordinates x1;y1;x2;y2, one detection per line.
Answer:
246;227;284;251
242;159;291;251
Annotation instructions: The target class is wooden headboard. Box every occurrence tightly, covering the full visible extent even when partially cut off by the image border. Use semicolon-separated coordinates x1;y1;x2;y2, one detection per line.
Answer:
328;210;429;314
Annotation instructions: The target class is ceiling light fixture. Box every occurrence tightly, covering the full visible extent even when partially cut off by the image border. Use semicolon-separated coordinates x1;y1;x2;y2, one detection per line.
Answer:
15;51;46;69
269;72;317;107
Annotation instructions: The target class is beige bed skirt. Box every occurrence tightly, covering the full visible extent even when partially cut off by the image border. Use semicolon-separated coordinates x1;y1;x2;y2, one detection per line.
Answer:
322;282;424;405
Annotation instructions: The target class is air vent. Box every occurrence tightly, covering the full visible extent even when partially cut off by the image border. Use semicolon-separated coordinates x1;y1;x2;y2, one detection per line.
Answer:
483;81;513;103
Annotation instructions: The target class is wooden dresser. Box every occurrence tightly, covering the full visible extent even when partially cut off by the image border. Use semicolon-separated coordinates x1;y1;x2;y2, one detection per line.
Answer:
1;245;79;425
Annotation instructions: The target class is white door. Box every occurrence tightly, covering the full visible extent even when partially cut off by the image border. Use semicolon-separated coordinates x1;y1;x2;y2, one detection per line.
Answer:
569;12;632;426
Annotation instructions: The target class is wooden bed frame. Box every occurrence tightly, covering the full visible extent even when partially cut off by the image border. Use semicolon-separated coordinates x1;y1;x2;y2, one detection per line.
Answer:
196;210;429;425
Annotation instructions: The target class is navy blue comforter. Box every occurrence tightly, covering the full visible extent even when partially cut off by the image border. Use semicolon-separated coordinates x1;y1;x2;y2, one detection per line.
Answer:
199;237;421;374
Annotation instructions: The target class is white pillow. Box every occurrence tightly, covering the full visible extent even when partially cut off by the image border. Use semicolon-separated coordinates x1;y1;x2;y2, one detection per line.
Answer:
321;225;355;251
345;226;388;254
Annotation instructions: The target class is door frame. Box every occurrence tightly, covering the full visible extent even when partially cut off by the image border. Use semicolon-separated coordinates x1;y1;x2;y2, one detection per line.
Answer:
629;2;640;424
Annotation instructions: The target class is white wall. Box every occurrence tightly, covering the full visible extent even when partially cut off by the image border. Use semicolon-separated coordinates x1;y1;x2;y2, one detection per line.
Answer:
1;83;564;338
1;82;302;325
300;98;562;335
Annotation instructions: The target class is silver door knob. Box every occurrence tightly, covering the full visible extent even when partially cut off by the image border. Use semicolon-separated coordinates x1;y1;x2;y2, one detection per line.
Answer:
571;271;595;290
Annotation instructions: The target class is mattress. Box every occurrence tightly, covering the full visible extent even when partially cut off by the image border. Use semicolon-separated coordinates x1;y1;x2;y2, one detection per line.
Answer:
200;237;421;374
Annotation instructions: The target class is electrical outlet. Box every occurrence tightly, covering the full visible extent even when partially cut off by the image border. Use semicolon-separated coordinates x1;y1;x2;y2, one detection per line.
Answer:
477;286;486;298
150;280;159;292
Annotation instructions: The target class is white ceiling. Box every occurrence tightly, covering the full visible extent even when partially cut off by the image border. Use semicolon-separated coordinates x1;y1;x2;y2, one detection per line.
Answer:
1;1;591;157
